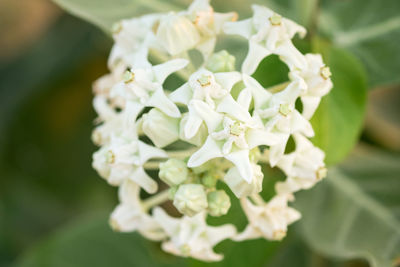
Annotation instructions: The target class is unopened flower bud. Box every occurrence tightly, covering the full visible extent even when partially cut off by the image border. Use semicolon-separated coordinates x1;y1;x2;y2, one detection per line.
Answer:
142;108;180;148
224;164;263;198
173;184;208;216
156;13;200;55
207;190;231;216
201;173;217;188
205;50;236;73
159;159;188;186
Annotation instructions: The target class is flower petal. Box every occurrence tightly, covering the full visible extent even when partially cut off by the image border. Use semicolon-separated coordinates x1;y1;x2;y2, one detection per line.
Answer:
225;150;253;183
217;95;252;122
188;136;223;167
247;128;284;148
191;100;223;133
169;83;192;105
129;166;158;193
138;140;168;164
147;88;181;117
214;72;242;91
223;19;253;39
153;59;189;84
237;88;252;110
242;40;271;75
243;74;271;109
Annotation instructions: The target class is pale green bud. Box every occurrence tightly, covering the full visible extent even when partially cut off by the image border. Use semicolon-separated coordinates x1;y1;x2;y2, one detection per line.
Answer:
142;108;180;148
168;186;178;200
205;50;236;73
207;190;231;217
201;173;217;188
159;159;188;186
173;184;208;216
224;164;263;198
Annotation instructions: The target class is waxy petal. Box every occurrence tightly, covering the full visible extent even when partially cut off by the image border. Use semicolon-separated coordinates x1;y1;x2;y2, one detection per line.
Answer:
225;150;253;183
188;136;223;167
147;88;181;118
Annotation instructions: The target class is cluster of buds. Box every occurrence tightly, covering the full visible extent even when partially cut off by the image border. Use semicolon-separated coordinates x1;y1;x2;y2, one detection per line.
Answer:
92;0;332;262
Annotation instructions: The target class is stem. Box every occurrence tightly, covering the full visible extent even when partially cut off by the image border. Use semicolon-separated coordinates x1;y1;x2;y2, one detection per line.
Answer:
250;194;265;206
143;161;161;170
266;81;290;94
142;190;170;211
167;148;197;159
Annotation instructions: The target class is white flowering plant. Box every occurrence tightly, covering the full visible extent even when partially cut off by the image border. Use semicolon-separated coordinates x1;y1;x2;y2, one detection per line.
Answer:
87;0;334;261
40;0;400;266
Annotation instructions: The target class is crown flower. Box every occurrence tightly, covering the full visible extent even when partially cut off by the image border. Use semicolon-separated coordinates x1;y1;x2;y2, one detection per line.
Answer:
91;0;333;262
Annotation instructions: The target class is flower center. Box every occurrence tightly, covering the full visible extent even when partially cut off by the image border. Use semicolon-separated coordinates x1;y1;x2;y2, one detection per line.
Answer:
197;74;211;87
269;13;282;26
279;103;291;116
230;121;245;136
320;66;331;80
123;70;135;83
106;150;115;164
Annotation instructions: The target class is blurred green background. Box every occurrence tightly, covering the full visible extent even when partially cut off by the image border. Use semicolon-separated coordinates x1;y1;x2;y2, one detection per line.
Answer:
0;0;399;266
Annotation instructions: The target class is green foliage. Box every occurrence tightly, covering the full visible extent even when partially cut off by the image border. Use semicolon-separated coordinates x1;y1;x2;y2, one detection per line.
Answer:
295;147;400;267
318;0;400;87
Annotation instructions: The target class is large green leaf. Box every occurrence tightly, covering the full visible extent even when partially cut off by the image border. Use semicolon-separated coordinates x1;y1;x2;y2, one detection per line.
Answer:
51;0;184;32
310;46;367;165
318;0;400;88
294;146;400;267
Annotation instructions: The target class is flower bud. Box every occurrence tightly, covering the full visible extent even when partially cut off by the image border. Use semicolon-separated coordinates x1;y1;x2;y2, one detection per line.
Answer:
224;164;263;198
205;50;236;73
159;159;188;186
142;108;180;148
201;173;217;188
207;190;231;216
173;184;208;216
156;12;200;55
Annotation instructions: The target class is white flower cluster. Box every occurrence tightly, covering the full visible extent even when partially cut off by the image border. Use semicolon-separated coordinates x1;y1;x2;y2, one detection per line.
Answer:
92;0;332;262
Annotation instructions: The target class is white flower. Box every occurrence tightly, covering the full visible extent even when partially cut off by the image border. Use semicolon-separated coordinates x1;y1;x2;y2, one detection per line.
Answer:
275;133;327;193
141;108;180;148
224;163;263;198
173;184;208;216
92;134;167;193
235;195;301;241
170;68;241;138
156;12;201;56
92;96;124;146
224;5;306;74
110;59;188;123
109;14;161;69
156;0;237;58
291;54;333;119
110;180;166;241
243;74;314;164
187;91;282;182
90;1;332;261
153;207;236;261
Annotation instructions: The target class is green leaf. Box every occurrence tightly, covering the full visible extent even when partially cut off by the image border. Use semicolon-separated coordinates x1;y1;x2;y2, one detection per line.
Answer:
318;0;400;88
51;0;184;32
294;146;400;267
15;213;187;267
310;46;367;165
